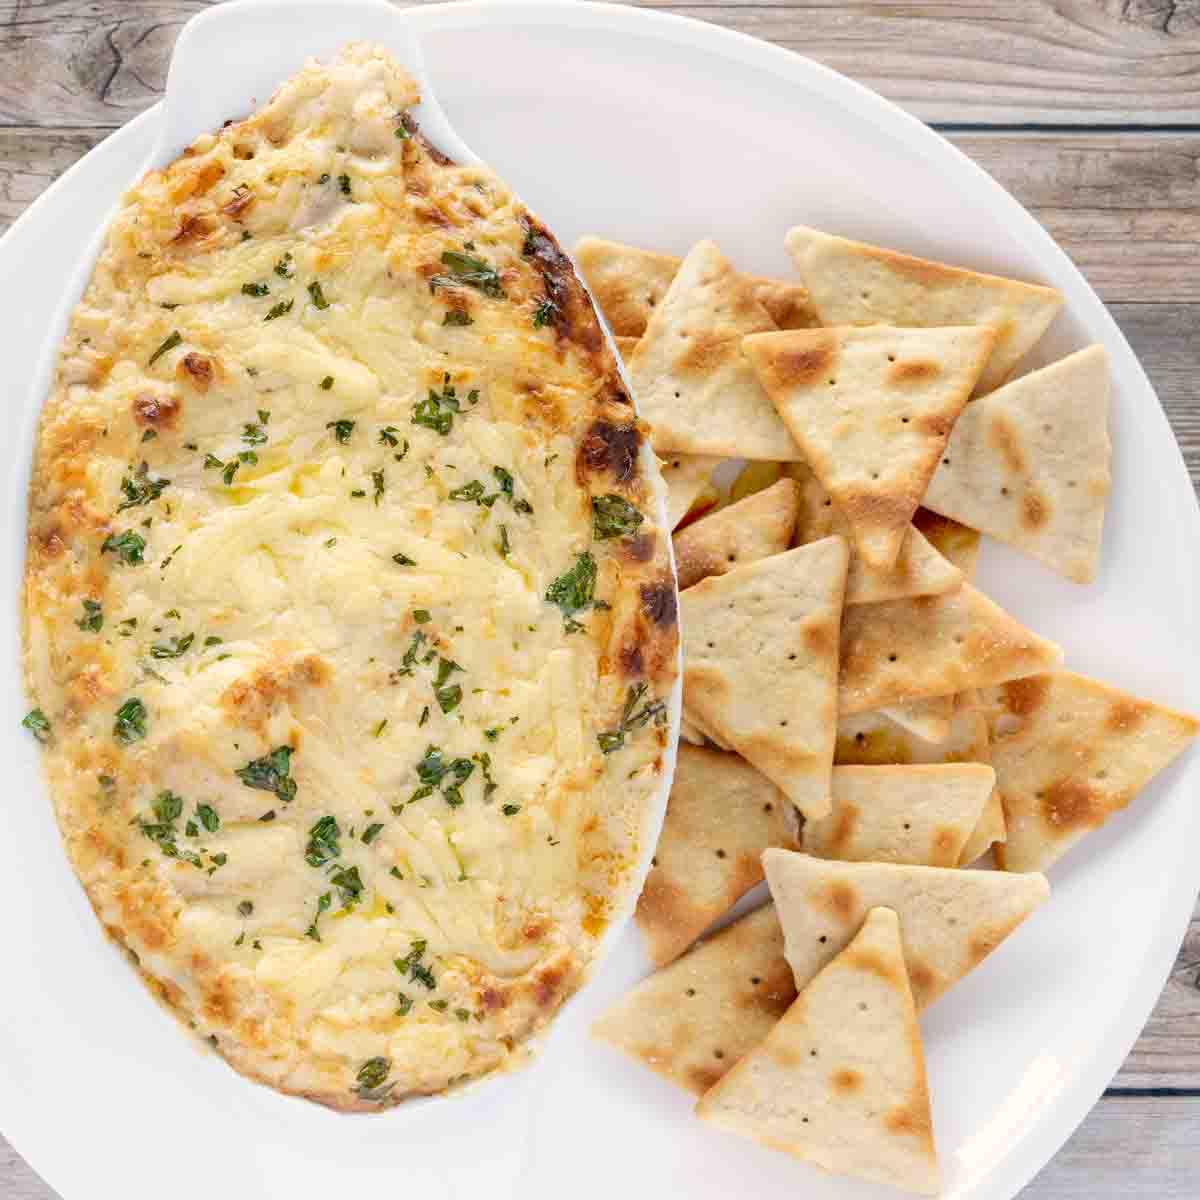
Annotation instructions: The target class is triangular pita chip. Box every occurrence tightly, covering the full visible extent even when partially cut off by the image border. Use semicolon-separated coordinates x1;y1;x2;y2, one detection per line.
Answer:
574;236;817;337
881;695;955;744
637;745;798;966
627;241;803;460
789;460;962;603
658;453;721;529
803;764;995;867
744;325;994;568
836;700;989;767
696;907;939;1196
593;904;796;1096
979;673;1200;873
923;345;1112;583
784;225;1063;393
763;849;1049;1008
913;507;981;578
952;690;1006;866
674;479;800;590
682;537;849;819
839;582;1064;716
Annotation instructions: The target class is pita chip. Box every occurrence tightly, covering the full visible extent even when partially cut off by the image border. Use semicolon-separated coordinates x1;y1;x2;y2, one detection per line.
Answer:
923;345;1113;584
784;225;1063;393
696;907;939;1196
836;701;990;767
839;582;1064;716
637;746;798;966
574;236;817;337
593;903;796;1096
789;460;962;604
804;764;995;867
659;452;721;529
679;712;708;746
745;325;993;568
627;241;804;461
673;478;800;590
682;537;849;819
979;672;1200;873
881;695;956;744
763;849;1049;1009
913;507;981;578
952;691;1006;866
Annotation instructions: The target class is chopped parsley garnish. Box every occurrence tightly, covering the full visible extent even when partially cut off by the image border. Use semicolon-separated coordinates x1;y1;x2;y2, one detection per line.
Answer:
413;609;432;625
474;751;498;803
273;252;294;278
118;618;137;637
305;891;331;941
305;815;341;867
350;489;366;498
501;803;521;816
236;746;297;804
237;900;254;918
307;280;330;309
396;993;413;1016
361;822;384;845
149;632;194;659
113;697;148;744
329;865;364;907
430;249;506;299
148;331;181;366
492;466;514;499
532;296;557;329
263;299;293;321
412;375;478;436
546;552;597;623
326;418;355;444
416;745;447;786
338;173;352;197
448;480;485;504
320;376;334;390
395;939;435;989
442;310;473;326
397;630;426;676
428;998;448;1012
483;727;501;742
141;430;157;442
204;635;223;647
497;524;511;559
76;599;103;633
419;705;430;727
101;530;146;566
242;422;268;445
592;494;644;540
117;463;170;512
392;552;416;566
241;282;269;297
455;1008;471;1022
195;803;220;833
353;1057;391;1100
435;684;462;714
372;470;385;505
21;708;51;744
379;426;401;447
597;682;667;754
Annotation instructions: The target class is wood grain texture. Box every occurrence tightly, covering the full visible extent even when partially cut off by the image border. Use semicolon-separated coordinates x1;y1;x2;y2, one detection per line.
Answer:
2;0;1200;127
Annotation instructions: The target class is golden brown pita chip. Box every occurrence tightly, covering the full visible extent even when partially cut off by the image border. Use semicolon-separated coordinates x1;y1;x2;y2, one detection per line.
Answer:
839;583;1063;716
575;236;817;337
628;241;803;460
682;537;849;819
763;850;1049;1009
804;764;995;867
784;225;1063;393
592;904;796;1096
979;673;1200;873
923;345;1112;583
881;695;956;744
673;479;800;590
659;452;721;529
745;325;993;568
637;746;798;966
696;907;939;1196
913;507;981;578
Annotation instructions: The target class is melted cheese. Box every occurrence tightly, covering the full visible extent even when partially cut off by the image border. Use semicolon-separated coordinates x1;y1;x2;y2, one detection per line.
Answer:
23;44;675;1109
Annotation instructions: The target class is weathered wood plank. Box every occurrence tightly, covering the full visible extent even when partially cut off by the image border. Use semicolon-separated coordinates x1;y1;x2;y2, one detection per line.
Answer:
3;1093;1200;1199
3;128;1200;308
2;0;1200;128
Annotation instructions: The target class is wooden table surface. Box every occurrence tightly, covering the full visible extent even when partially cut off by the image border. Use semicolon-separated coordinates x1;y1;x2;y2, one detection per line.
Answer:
1;1;1198;1195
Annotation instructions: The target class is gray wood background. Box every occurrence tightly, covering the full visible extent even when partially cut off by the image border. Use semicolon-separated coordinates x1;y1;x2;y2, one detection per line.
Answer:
1;1;1197;1195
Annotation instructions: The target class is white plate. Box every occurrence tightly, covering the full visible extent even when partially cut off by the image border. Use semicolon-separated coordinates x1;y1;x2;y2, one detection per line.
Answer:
1;3;1197;1199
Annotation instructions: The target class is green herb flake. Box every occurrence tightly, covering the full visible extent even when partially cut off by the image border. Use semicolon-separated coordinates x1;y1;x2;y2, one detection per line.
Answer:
448;480;485;504
378;426;401;447
442;309;473;326
117;463;170;512
242;422;267;446
148;331;182;366
372;470;385;505
428;998;448;1012
307;280;330;310
396;992;413;1015
392;552;415;566
305;815;341;868
241;282;269;297
76;599;103;633
597;682;667;755
546;552;597;622
435;684;462;714
592;494;644;541
204;635;223;647
194;803;219;833
501;803;521;816
483;727;501;742
413;609;432;625
237;900;254;918
532;296;557;329
329;865;364;908
141;429;157;443
361;822;384;845
430;249;506;300
21;708;51;744
497;524;511;559
338;174;352;197
101;530;146;566
263;298;293;322
273;252;294;279
412;375;476;436
236;745;297;804
113;697;148;744
150;632;194;659
320;375;334;391
326;418;355;444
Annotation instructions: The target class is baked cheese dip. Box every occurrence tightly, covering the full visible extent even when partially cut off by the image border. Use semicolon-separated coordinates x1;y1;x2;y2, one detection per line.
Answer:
21;44;677;1110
